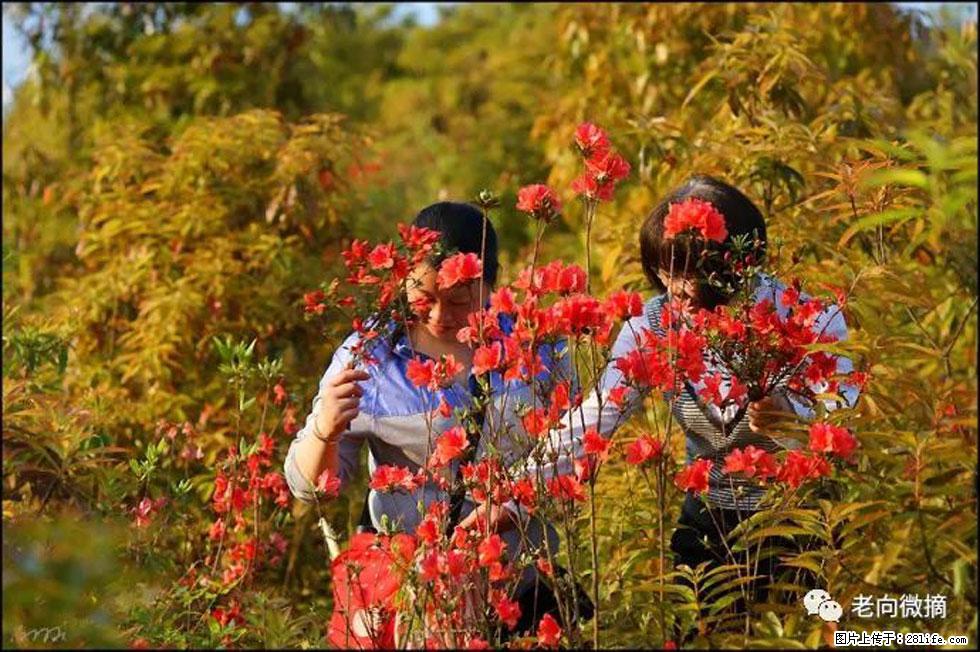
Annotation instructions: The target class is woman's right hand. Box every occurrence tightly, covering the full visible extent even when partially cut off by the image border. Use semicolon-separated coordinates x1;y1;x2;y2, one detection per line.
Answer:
315;368;370;442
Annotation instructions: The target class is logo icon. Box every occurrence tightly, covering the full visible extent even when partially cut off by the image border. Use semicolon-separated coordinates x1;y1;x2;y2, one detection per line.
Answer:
803;588;843;623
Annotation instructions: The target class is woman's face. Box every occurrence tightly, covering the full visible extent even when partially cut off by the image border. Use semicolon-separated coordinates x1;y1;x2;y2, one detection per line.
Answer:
657;269;701;306
406;262;486;343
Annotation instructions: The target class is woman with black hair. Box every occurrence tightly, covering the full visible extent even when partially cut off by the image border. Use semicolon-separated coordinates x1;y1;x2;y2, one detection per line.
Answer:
284;201;582;642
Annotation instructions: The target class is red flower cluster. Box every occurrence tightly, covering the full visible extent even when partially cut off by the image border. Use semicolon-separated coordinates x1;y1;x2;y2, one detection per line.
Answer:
674;458;713;493
437;252;483;290
517;184;562;223
571;122;631;202
625;434;664;466
723;445;778;480
132;496;167;528
327;532;417;649
808;422;858;460
663;197;728;243
407;355;465;391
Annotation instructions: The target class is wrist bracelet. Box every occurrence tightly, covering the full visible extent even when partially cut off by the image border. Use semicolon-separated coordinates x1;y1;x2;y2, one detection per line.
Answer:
312;418;333;444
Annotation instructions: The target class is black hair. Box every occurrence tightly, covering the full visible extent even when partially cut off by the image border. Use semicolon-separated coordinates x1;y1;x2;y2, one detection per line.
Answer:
413;201;499;287
639;175;767;309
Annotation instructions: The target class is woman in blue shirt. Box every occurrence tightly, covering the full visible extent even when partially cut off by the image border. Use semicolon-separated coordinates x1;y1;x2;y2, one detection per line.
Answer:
285;201;581;636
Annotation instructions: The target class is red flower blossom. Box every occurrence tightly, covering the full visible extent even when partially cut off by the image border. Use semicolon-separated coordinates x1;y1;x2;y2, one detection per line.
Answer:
473;341;504;376
494;595;522;630
583;427;612;462
437;252;483;290
547;474;587;502
777;450;831;488
315;468;342;497
366;242;397;270
574;122;611;159
272;382;288;406
572;151;632;202
585;150;631;185
605;290;644;320
536;556;554;576
212;600;245;628
808;422;858;460
431;426;469;467
478;534;506;566
723;445;778;480
283;405;298;435
522;407;550;438
208;518;226;541
537;613;562;647
674;458;714;493
517;184;562;222
663;197;728;243
602;388;628;414
407;357;435;388
398;223;441;255
303;289;326;315
625;434;663;466
512;478;537;513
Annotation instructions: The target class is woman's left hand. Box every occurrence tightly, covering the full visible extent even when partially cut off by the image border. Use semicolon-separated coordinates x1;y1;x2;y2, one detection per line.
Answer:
747;391;797;435
457;502;519;534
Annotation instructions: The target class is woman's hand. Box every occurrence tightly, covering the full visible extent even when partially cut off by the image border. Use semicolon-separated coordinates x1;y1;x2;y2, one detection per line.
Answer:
314;367;370;442
747;391;797;436
458;502;519;534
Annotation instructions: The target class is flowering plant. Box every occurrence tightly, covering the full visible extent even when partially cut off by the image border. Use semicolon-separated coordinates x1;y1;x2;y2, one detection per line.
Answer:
299;123;864;649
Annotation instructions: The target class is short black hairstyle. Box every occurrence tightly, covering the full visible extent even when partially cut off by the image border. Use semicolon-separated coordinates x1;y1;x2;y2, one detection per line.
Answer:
639;175;767;308
413;201;499;287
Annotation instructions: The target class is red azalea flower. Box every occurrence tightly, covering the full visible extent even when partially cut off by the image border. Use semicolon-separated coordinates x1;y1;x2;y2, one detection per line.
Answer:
607;385;631;410
585;150;631;185
490;286;517;314
723;445;778;480
437;252;483;290
416;516;440;546
431;426;469;467
512;478;537;512
536;556;554;576
208;518;226;541
473;341;504;376
211;600;244;627
582;428;612;461
437;396;453;418
574;122;611;159
625;434;663;466
517;184;562;222
407;357;436;388
303;289;326;315
663;197;728;243
522;407;550;438
398;223;441;252
314;469;341;497
494;594;522;630
777;450;832;488
571;171;605;201
808;422;858;460
674;458;714;493
478;534;506;566
547;474;587;502
366;242;397;269
537;613;562;647
272;382;288;406
133;497;157;528
605;290;644;320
